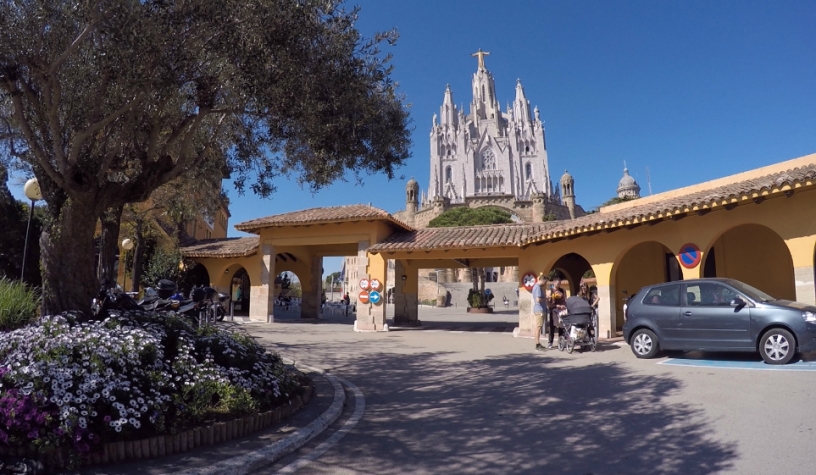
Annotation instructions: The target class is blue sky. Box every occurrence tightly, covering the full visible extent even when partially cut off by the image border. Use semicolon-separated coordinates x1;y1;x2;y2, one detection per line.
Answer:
8;1;816;278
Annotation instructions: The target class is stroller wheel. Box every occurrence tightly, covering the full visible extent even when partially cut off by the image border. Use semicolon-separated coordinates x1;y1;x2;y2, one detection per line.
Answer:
566;337;575;354
557;335;565;351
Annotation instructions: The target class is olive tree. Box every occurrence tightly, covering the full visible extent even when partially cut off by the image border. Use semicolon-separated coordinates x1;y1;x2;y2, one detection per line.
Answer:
0;0;411;314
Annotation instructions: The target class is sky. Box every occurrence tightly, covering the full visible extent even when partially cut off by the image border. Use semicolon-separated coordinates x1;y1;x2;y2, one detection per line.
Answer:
8;0;816;279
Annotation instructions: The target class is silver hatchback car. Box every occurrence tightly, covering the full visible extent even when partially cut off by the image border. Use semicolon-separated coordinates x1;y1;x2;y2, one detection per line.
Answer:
622;278;816;364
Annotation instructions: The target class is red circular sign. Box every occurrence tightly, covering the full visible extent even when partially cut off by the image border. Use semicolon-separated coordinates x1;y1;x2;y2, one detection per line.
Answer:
358;291;370;304
370;279;382;291
359;278;370;291
678;243;702;269
521;272;537;291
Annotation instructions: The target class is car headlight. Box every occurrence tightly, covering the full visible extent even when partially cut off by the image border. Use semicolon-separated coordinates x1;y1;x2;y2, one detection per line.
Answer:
803;311;816;323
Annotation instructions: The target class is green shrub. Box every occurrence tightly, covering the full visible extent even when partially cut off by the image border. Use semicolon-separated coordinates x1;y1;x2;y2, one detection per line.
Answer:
0;277;40;331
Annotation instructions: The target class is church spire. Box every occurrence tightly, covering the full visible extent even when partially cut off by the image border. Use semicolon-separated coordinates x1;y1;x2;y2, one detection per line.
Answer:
439;84;457;127
513;79;532;125
470;49;501;125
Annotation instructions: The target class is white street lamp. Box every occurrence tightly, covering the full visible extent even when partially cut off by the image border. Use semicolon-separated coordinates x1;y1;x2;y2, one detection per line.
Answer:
121;238;134;289
20;178;42;282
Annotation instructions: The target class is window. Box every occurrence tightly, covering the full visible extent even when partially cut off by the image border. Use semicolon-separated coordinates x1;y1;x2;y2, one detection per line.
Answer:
642;284;680;306
481;149;496;169
445;166;452;183
684;283;739;307
525;162;532;180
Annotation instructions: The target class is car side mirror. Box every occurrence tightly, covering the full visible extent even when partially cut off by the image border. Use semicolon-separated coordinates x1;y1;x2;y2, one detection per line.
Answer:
730;297;745;307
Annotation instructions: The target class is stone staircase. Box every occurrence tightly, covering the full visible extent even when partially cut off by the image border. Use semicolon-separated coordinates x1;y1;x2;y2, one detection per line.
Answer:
438;282;521;308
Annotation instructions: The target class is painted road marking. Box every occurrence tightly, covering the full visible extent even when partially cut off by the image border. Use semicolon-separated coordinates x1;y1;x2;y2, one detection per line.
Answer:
660;355;816;371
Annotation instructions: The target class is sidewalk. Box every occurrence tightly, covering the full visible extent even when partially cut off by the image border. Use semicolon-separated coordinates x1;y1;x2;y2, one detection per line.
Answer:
67;371;337;475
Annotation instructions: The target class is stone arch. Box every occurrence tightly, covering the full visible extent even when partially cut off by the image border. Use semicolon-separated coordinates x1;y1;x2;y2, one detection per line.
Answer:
229;266;251;314
613;241;680;330
549;252;593;296
702;223;795;300
178;263;209;294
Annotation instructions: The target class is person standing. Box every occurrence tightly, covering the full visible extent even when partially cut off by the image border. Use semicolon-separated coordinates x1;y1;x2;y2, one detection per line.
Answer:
532;273;549;351
547;278;567;348
343;293;351;316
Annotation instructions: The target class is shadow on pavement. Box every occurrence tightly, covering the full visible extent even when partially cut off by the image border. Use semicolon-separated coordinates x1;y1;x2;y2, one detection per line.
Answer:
258;337;738;475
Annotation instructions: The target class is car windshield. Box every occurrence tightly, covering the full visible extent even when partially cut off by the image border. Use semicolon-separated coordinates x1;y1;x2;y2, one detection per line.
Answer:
726;280;776;302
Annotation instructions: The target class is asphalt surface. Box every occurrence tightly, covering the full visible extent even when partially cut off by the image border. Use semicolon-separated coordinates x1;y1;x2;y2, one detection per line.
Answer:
247;306;816;475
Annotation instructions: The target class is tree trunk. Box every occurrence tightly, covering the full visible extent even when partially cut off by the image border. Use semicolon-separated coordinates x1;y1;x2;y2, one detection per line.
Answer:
131;221;144;293
97;203;124;289
40;197;103;316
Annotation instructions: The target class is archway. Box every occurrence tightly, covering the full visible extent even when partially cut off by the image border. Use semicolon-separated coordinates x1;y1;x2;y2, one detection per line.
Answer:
614;241;679;330
274;271;302;317
230;268;251;315
179;263;210;294
703;223;795;300
549;252;593;296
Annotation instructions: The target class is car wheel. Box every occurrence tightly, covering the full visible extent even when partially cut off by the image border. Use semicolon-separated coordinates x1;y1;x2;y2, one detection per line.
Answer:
759;328;796;365
630;328;659;359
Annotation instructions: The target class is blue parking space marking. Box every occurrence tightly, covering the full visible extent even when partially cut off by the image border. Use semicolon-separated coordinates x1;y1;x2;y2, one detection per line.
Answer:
659;353;816;371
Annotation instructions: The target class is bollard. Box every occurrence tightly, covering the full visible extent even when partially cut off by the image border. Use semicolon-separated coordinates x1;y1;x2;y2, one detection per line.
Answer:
230;301;234;321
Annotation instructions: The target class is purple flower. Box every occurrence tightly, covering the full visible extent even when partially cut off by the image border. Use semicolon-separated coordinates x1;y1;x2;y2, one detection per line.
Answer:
27;429;39;439
103;415;111;422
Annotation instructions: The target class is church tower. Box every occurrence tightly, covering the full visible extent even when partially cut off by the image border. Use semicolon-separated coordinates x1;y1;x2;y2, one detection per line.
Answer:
561;170;576;220
405;177;419;227
429;50;551;204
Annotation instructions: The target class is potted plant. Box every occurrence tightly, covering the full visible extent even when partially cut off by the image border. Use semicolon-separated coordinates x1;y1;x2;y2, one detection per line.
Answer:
467;288;493;314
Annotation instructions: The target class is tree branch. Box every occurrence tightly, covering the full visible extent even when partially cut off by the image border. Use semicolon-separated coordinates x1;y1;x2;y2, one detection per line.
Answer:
68;93;145;164
49;18;100;76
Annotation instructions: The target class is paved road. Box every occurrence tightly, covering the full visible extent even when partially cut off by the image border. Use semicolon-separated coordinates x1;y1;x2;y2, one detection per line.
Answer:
246;307;816;475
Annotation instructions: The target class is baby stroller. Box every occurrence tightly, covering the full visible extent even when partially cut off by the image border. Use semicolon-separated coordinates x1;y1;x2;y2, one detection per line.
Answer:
557;296;598;353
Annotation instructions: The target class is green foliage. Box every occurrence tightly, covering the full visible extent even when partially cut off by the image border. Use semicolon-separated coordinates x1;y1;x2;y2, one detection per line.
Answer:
0;166;44;286
0;277;40;331
542;212;557;222
428;207;514;227
600;195;637;207
324;272;342;287
583;269;596;278
467;289;483;308
0;0;411;313
143;245;188;287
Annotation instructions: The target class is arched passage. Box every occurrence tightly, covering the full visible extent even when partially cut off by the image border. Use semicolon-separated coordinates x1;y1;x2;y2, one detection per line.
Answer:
179;263;210;294
549;252;593;296
614;241;680;330
230;267;251;315
703;223;795;300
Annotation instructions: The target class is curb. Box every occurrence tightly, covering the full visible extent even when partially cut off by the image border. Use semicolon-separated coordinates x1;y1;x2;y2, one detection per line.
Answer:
170;363;345;475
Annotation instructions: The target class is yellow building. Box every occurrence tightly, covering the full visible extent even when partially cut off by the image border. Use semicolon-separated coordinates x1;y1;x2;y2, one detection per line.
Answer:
182;152;816;339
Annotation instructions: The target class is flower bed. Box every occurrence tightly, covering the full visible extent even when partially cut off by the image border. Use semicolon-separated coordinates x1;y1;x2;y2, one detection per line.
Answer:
0;310;308;470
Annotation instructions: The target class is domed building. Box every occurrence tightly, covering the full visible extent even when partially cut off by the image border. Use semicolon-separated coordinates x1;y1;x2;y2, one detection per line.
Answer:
616;167;641;199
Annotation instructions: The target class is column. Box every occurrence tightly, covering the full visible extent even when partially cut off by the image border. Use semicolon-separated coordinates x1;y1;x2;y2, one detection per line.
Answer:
355;241;389;332
592;263;616;340
514;286;533;338
301;255;322;319
250;243;275;322
393;260;420;326
445;268;455;283
786;236;816;306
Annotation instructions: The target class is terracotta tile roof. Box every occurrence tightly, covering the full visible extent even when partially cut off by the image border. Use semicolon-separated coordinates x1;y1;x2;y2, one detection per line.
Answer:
234;204;413;234
367;223;559;253
180;237;258;258
369;162;816;253
522;162;816;245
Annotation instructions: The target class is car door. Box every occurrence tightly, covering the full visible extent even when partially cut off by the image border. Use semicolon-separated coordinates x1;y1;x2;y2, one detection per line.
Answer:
638;284;682;348
680;282;752;349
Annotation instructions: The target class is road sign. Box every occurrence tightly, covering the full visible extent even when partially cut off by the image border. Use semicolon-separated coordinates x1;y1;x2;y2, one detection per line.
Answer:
522;272;537;291
369;290;381;304
370;279;382;291
358;291;370;304
359;278;370;290
679;243;702;269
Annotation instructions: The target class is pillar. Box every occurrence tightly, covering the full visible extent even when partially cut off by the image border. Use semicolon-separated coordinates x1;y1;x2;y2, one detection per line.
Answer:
462;268;472;283
354;242;389;332
786;236;816;306
592;263;616;340
393;260;420;326
514;286;533;338
250;243;275;322
301;255;322;319
445;268;455;283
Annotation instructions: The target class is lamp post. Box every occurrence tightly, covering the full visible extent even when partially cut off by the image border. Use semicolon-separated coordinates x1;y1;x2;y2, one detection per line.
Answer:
121;238;134;290
20;178;42;283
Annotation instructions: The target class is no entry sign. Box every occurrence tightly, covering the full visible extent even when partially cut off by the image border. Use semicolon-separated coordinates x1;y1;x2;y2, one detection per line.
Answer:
679;243;702;269
358;291;370;304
